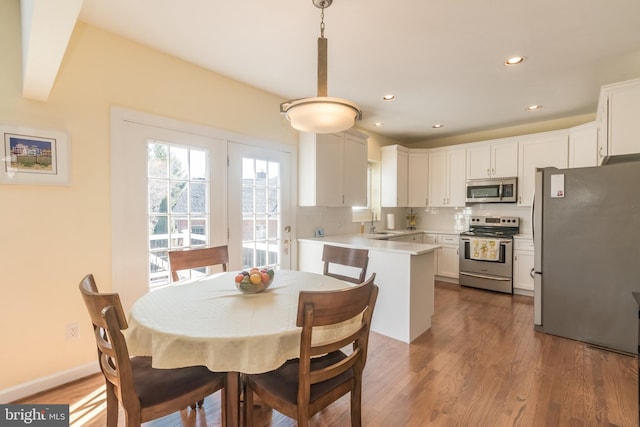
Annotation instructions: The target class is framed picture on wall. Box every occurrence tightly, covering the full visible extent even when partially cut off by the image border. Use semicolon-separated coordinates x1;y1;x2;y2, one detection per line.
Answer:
0;124;70;186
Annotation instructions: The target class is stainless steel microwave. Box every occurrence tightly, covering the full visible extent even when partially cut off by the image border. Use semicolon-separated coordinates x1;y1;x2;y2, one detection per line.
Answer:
465;177;517;203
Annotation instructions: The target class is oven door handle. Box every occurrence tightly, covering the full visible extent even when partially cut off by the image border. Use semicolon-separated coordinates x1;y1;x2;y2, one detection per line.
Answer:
459;272;512;281
460;237;512;245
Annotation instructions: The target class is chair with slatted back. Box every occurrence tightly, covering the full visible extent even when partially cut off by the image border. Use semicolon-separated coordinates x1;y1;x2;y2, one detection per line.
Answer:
243;273;379;427
168;245;229;282
322;244;369;284
79;274;226;427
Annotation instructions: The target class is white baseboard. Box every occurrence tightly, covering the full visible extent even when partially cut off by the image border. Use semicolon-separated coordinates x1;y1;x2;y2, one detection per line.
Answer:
0;362;100;403
513;288;534;297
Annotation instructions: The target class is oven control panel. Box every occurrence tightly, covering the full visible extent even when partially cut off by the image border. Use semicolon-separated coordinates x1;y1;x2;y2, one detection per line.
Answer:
469;216;519;227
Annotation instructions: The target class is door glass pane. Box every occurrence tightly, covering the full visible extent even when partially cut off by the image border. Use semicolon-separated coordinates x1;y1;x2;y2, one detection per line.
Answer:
242;157;281;270
149;180;168;214
170;181;188;213
148;141;210;287
148;143;168;178
170;146;189;179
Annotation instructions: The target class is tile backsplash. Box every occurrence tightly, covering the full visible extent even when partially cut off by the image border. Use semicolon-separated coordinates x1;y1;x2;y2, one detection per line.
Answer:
415;204;532;234
296;204;532;238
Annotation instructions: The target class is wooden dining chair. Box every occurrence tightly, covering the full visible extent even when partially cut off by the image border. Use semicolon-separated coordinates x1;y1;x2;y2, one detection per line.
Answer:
322;244;369;284
243;273;379;427
79;274;226;427
168;245;229;282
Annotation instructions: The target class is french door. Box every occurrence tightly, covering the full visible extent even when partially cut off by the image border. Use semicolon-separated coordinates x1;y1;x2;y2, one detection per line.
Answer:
112;109;293;311
227;142;292;270
112;118;226;311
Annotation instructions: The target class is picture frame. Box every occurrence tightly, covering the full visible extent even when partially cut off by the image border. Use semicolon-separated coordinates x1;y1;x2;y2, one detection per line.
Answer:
0;124;70;186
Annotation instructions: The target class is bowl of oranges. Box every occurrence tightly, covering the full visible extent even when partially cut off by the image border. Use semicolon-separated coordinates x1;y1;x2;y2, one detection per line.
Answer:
234;267;275;294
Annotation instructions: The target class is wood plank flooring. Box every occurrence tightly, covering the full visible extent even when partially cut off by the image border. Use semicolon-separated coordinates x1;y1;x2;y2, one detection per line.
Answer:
16;282;638;426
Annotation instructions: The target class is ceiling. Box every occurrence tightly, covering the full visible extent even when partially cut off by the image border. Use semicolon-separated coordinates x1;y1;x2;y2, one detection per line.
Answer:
70;1;640;143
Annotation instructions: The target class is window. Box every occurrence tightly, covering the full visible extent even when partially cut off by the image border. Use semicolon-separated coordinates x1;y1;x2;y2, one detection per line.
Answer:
352;161;381;222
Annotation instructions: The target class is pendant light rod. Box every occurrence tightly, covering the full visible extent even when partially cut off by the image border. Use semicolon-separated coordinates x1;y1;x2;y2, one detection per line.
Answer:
314;0;331;97
317;37;327;97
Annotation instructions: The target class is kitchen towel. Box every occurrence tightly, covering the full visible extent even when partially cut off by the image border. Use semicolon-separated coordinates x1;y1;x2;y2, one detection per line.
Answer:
470;238;500;261
387;213;395;230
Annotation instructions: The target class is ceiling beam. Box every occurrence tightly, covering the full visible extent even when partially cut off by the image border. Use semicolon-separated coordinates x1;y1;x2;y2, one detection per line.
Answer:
20;0;83;101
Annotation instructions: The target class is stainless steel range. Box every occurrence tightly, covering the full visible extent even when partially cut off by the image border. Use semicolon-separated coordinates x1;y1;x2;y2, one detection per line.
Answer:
459;216;520;294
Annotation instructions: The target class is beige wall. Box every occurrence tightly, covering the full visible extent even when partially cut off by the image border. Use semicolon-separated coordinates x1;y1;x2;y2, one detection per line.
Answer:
0;0;302;392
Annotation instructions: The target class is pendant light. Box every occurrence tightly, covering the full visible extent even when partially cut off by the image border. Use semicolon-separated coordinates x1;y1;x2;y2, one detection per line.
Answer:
280;0;362;134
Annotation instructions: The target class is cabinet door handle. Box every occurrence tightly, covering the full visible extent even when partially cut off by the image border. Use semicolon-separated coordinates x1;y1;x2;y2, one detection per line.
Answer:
491;168;495;176
487;168;491;177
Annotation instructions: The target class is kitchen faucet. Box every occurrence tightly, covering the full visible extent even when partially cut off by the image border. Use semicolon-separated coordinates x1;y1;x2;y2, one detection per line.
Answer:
369;212;376;233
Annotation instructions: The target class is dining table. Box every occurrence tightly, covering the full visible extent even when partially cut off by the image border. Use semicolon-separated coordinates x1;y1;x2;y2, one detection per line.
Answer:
126;269;359;427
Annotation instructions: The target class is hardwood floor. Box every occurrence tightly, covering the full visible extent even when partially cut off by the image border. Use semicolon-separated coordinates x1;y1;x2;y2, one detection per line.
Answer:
16;282;638;426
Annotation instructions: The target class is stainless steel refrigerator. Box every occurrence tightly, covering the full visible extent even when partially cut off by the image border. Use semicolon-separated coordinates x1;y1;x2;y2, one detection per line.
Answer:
532;160;640;354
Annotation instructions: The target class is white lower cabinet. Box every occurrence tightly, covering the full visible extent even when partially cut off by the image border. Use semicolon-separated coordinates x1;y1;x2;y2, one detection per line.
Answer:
513;238;534;293
436;234;459;279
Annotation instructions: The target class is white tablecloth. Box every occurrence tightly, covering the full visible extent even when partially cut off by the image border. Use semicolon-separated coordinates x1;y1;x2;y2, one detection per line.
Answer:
127;270;358;374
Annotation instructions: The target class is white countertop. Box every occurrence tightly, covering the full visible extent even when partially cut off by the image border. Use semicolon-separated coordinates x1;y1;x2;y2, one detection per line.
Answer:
513;233;533;240
298;233;440;255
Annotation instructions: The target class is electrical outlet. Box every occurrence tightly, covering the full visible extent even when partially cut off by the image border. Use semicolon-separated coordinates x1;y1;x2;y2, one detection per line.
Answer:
66;321;79;339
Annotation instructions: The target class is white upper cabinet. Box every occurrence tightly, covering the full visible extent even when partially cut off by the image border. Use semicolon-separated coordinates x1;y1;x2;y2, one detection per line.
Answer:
466;139;518;179
298;130;368;207
381;145;409;207
568;121;598;168
517;130;568;206
597;78;640;162
407;150;429;207
429;148;466;207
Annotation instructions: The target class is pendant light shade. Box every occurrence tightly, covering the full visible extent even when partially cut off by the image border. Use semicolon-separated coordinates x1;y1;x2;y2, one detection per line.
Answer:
281;0;362;134
280;97;362;134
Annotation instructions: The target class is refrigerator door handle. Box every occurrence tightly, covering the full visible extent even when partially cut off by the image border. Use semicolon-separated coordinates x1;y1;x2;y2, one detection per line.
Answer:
531;197;535;240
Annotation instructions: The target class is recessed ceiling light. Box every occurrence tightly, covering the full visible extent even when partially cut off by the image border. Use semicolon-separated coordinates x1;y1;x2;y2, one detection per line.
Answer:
526;105;543;111
505;56;526;66
374;122;383;127
382;94;396;101
432;124;443;129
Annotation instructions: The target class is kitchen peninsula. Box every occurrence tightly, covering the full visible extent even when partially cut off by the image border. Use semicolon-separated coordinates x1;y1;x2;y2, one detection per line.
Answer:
298;232;439;343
